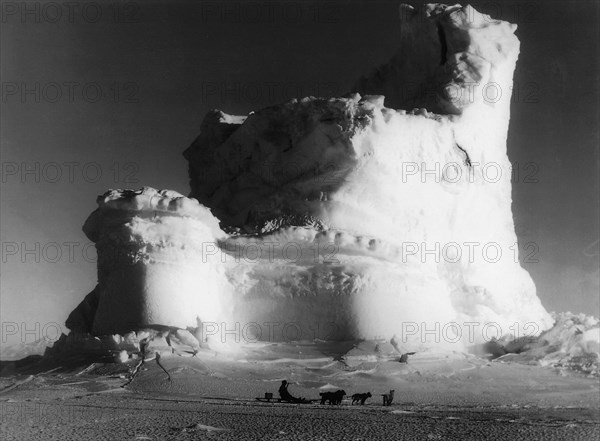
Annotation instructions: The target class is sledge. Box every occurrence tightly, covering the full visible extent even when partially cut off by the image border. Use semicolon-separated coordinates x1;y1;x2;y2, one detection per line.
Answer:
255;393;317;404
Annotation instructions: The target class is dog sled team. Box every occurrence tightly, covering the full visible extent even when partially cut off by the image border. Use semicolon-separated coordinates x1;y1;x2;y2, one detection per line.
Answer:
257;380;395;406
320;388;394;406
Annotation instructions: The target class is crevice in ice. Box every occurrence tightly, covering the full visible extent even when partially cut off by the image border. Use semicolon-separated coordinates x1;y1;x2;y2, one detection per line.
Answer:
437;23;448;65
455;143;472;167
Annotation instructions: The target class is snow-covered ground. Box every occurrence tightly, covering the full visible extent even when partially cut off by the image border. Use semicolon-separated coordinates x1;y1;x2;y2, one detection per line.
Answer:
2;311;598;440
1;334;599;440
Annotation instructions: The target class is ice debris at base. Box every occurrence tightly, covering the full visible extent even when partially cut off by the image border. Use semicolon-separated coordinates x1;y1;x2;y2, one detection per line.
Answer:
38;312;599;377
62;4;563;354
490;312;600;376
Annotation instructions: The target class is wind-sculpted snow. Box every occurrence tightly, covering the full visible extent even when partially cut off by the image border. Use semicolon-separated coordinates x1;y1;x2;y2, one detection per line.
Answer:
66;4;555;354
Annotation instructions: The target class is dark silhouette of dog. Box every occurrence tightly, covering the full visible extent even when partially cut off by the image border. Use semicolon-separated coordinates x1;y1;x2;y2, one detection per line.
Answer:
320;389;346;405
351;392;372;405
381;389;395;406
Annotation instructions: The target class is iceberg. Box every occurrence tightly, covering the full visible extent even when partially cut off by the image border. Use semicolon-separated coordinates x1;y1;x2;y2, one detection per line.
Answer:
67;4;554;353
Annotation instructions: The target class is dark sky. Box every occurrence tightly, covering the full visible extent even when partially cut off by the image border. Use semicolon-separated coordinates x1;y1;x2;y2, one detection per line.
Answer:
1;0;598;340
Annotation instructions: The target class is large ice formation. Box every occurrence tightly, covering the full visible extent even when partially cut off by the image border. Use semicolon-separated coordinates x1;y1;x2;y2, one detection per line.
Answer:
68;4;555;352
